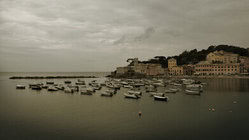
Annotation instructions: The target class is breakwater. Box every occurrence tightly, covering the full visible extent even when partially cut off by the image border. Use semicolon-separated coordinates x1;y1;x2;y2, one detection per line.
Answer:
9;75;97;79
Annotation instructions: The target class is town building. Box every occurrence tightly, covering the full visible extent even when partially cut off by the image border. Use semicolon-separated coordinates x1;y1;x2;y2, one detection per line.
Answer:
206;50;239;64
239;56;249;73
115;58;166;76
195;61;240;75
168;58;193;76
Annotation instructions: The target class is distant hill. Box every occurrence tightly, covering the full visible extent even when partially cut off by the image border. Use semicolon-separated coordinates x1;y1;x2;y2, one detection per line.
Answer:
140;45;249;68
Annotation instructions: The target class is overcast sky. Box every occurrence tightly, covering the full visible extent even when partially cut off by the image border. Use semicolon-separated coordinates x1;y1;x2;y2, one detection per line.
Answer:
0;0;249;72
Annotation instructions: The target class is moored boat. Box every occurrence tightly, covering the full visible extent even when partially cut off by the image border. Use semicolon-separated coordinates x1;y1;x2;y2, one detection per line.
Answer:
128;90;142;96
46;81;54;84
31;85;42;90
101;91;113;97
165;89;177;94
16;85;25;89
185;89;200;95
64;80;71;84
154;95;168;101
124;93;139;99
64;87;74;93
123;85;133;88
48;86;58;91
80;89;93;95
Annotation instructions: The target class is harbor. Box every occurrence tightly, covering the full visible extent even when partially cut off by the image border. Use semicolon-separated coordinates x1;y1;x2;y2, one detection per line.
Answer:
1;72;248;139
13;76;209;102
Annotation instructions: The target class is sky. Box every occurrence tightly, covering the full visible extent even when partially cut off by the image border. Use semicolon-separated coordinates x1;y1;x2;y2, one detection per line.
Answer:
0;0;249;72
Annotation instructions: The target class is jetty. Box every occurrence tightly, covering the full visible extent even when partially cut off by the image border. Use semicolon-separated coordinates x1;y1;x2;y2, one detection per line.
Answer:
9;76;97;79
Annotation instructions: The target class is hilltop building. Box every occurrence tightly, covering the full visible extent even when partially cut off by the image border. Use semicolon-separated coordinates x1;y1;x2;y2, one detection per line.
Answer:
194;50;247;75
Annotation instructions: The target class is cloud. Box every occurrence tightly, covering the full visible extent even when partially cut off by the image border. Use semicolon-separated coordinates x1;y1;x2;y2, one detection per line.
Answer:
134;27;155;42
0;0;249;72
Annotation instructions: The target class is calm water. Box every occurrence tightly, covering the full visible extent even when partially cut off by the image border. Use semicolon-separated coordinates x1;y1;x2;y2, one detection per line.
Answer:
0;72;249;140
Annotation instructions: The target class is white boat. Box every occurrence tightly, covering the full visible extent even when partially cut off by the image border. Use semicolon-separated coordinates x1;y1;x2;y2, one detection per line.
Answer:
153;83;164;87
182;79;195;85
87;87;95;93
105;89;117;94
55;85;64;90
185;89;200;95
146;87;157;92
186;84;203;88
68;85;79;92
165;89;177;93
101;91;113;97
48;86;58;91
124;93;139;99
81;89;93;95
76;81;85;85
133;83;144;87
16;85;26;89
186;84;203;92
128;90;142;96
154;95;168;101
169;88;181;92
150;92;164;96
64;87;74;93
123;85;133;88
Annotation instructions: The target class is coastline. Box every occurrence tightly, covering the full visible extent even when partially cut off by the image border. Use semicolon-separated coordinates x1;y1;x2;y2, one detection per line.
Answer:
166;75;249;79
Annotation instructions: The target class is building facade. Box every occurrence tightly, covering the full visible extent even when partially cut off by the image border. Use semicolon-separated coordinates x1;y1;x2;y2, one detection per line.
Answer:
195;61;240;75
206;50;239;64
116;58;166;76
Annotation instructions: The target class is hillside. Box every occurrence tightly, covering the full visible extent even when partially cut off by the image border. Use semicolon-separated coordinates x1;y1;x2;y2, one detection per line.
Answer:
141;45;249;68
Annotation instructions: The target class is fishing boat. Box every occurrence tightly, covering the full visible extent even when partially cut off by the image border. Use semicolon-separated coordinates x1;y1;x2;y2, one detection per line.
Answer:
124;93;139;99
154;94;168;101
185;89;200;95
16;85;25;89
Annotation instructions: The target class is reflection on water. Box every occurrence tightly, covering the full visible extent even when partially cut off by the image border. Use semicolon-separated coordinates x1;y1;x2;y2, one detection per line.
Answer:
205;78;249;92
0;72;249;140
